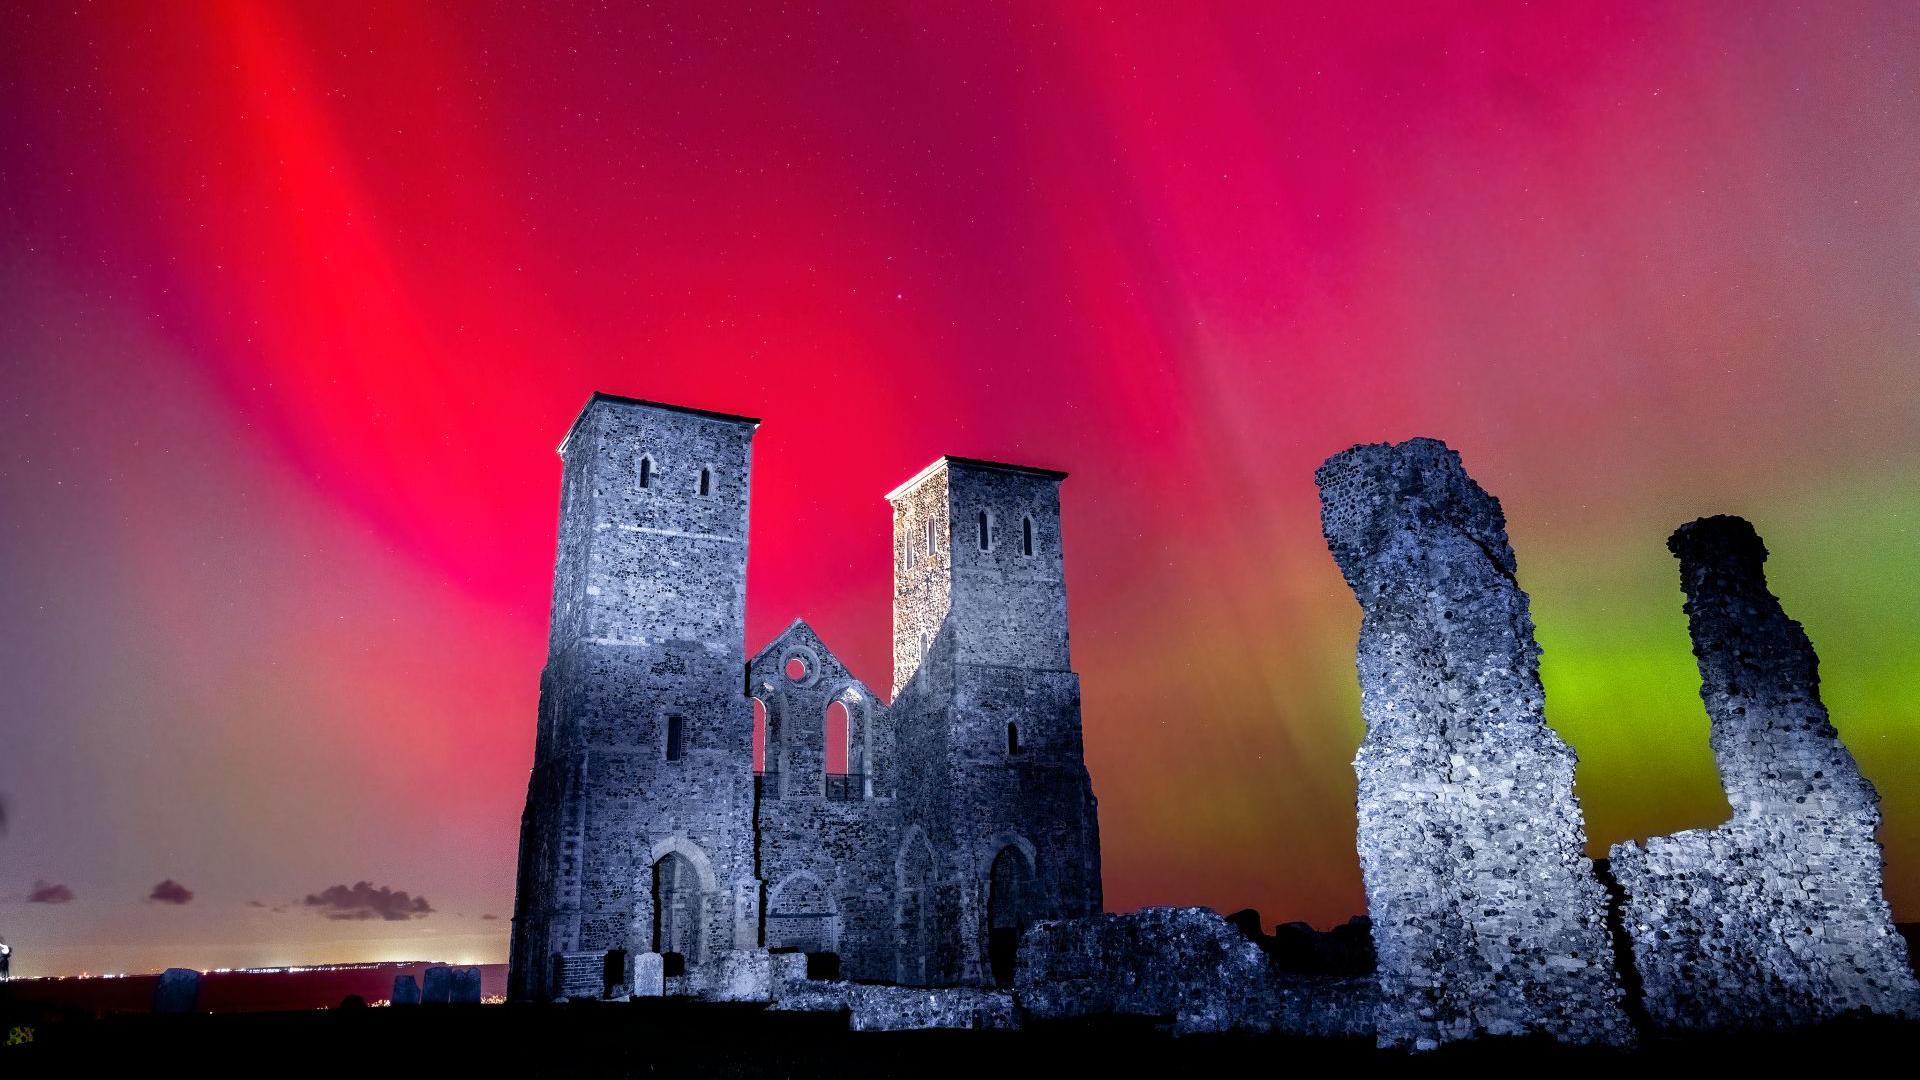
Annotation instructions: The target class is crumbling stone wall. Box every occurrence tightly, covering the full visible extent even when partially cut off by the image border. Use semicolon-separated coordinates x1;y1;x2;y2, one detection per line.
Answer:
1016;907;1376;1037
1608;516;1920;1031
1316;438;1634;1050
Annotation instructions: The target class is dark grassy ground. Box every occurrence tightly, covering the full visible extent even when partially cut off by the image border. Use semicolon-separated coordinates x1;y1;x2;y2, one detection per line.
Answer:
2;996;1913;1075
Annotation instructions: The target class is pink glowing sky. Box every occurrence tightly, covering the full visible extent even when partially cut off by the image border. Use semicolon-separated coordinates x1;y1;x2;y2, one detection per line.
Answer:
1;2;1916;976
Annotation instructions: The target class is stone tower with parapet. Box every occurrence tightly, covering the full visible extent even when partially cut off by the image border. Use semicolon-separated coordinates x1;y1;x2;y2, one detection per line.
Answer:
508;393;762;1002
886;457;1103;986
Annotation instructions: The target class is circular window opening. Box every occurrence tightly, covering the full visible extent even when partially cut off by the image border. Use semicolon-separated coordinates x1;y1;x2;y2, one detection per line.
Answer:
785;657;808;682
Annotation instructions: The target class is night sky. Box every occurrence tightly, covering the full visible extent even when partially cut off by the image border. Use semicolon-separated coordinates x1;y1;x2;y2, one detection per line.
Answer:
2;2;1916;978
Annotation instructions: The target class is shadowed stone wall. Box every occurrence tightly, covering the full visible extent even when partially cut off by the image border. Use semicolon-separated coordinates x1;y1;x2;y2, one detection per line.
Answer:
1608;516;1920;1031
1317;437;1633;1050
887;458;1103;987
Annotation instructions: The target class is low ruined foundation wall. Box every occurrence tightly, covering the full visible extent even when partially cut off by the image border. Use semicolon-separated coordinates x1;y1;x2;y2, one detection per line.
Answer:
1015;907;1375;1037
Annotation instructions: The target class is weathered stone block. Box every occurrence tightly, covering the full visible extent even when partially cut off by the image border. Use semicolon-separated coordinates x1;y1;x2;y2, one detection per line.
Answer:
1317;438;1633;1050
1609;516;1920;1031
450;966;482;1005
390;974;420;1006
152;968;201;1014
631;951;664;997
421;964;452;1005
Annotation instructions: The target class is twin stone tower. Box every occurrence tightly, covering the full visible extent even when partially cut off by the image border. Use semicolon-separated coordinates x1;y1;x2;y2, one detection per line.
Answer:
508;394;1102;1001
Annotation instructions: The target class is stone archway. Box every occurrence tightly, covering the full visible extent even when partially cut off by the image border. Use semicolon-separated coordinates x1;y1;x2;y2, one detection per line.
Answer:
641;836;718;968
985;839;1037;987
894;828;938;986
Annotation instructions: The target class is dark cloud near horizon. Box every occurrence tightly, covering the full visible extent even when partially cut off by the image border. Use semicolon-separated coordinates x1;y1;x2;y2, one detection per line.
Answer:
28;880;74;903
303;881;433;922
480;913;501;921
147;879;193;904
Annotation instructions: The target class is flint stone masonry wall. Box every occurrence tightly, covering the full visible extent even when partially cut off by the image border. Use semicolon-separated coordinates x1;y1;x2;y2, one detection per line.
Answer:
1609;515;1920;1031
1015;907;1376;1037
1317;438;1634;1051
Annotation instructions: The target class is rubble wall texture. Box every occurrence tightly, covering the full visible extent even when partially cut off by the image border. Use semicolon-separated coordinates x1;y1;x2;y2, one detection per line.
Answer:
1016;907;1376;1037
509;396;760;1001
1316;438;1633;1050
1608;516;1920;1031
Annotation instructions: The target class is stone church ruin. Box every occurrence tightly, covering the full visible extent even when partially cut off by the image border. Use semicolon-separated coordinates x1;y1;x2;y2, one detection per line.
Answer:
507;396;1913;1046
509;393;1101;1004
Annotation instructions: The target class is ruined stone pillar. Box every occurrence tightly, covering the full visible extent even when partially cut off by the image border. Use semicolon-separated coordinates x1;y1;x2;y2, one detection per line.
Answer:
1317;438;1633;1050
1608;516;1920;1031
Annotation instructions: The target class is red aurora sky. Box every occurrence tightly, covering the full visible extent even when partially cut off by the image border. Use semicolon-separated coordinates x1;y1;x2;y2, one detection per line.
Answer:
2;2;1917;977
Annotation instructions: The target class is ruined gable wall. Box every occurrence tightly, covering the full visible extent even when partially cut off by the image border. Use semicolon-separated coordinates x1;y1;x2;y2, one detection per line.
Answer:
1608;516;1920;1031
1316;438;1633;1050
749;622;901;982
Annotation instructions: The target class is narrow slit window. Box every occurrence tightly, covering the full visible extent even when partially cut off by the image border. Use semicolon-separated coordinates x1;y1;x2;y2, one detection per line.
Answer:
665;715;685;762
1007;722;1020;755
638;456;652;488
1022;516;1034;556
925;517;936;556
978;510;990;551
698;467;711;496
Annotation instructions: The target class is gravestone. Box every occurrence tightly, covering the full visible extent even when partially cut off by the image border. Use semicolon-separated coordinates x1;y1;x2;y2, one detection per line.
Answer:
152;968;201;1014
632;951;665;997
450;966;483;1005
421;964;452;1005
390;974;421;1006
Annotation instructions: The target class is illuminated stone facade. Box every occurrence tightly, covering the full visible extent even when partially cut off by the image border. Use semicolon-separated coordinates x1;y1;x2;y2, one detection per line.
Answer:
509;394;1100;1001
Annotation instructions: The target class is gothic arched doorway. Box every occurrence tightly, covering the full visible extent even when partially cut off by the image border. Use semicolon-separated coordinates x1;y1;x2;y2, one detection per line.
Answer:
986;845;1035;986
652;851;703;967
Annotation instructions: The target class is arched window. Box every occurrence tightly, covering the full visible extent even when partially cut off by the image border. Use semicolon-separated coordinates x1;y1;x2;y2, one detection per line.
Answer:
925;517;937;557
978;510;990;551
1007;722;1020;755
1022;516;1034;556
903;530;915;570
665;715;685;762
825;700;850;776
698;467;711;496
638;456;653;488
